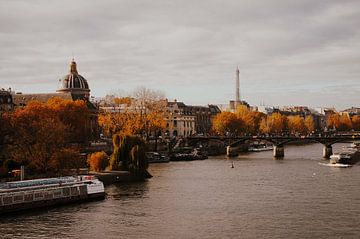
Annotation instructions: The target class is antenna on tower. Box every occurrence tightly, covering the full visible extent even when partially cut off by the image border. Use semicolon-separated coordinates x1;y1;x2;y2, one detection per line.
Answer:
71;51;75;62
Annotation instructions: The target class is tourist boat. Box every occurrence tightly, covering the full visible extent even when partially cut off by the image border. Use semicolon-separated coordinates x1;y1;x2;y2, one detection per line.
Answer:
170;148;208;161
248;142;273;152
342;142;360;150
0;175;105;214
349;142;360;149
146;152;170;163
329;150;360;165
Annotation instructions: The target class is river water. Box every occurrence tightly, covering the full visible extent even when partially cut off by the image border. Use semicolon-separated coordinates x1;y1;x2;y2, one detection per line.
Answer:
1;143;359;239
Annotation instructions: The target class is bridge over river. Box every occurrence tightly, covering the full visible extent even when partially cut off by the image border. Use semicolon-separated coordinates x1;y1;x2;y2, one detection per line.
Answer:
186;134;360;158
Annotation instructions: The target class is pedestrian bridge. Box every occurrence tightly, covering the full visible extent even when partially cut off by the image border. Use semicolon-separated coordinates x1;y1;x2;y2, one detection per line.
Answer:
186;134;360;158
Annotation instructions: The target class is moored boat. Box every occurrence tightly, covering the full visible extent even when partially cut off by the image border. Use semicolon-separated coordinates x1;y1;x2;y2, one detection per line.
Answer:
146;152;170;163
349;142;360;149
170;148;208;161
0;175;105;215
329;150;360;165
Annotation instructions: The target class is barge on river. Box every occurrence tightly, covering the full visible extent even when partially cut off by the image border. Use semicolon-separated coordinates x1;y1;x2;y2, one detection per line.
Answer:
330;148;360;165
0;176;105;214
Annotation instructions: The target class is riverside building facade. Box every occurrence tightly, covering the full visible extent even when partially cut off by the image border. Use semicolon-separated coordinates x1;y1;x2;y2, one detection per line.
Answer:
165;100;220;137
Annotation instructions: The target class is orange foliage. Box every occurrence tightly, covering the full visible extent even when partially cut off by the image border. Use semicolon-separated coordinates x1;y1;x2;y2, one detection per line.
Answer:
235;106;265;134
87;151;109;172
327;113;340;130
260;113;287;134
5;98;90;174
47;98;91;143
327;113;352;131
340;115;353;131
99;89;167;139
9;100;67;173
352;115;360;131
113;97;132;106
51;148;84;174
304;115;315;133
287;115;306;134
0;112;11;146
212;112;243;136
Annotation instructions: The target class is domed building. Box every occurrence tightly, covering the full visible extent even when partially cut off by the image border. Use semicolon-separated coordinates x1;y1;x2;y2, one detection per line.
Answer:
11;59;99;140
57;59;90;100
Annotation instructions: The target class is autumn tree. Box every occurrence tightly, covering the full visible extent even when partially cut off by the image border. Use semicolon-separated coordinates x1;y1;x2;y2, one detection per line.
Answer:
287;115;306;134
98;111;140;136
5;98;90;175
9;101;66;174
212;112;243;136
352;115;360;131
327;113;352;131
339;115;353;131
327;113;340;130
87;151;109;172
235;105;265;134
132;87;168;139
0;113;11;161
51;147;84;175
304;115;315;133
113;97;132;106
259;113;288;134
98;87;167;141
47;97;91;144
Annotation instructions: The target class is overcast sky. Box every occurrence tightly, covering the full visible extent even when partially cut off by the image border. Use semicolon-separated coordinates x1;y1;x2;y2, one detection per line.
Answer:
0;0;359;109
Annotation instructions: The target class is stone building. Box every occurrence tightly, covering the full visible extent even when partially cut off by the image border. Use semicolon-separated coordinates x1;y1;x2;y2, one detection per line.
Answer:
165;100;221;137
166;101;196;137
57;59;90;100
0;88;13;112
184;104;221;135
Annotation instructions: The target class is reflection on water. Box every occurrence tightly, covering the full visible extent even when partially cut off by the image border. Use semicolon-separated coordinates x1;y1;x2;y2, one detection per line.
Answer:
1;143;360;239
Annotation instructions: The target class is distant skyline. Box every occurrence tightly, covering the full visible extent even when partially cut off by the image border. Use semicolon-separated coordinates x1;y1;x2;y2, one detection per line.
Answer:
0;0;359;110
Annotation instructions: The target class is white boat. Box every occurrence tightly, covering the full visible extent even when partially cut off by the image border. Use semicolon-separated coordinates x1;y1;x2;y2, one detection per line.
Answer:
329;150;360;165
349;142;360;149
0;175;105;214
318;162;352;168
248;142;273;152
146;152;170;163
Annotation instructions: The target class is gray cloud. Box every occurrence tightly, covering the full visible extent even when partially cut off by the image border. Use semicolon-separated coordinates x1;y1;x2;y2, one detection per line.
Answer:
0;0;359;109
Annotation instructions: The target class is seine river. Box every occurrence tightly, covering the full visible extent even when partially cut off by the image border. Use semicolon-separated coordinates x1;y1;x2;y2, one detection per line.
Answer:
1;143;359;238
